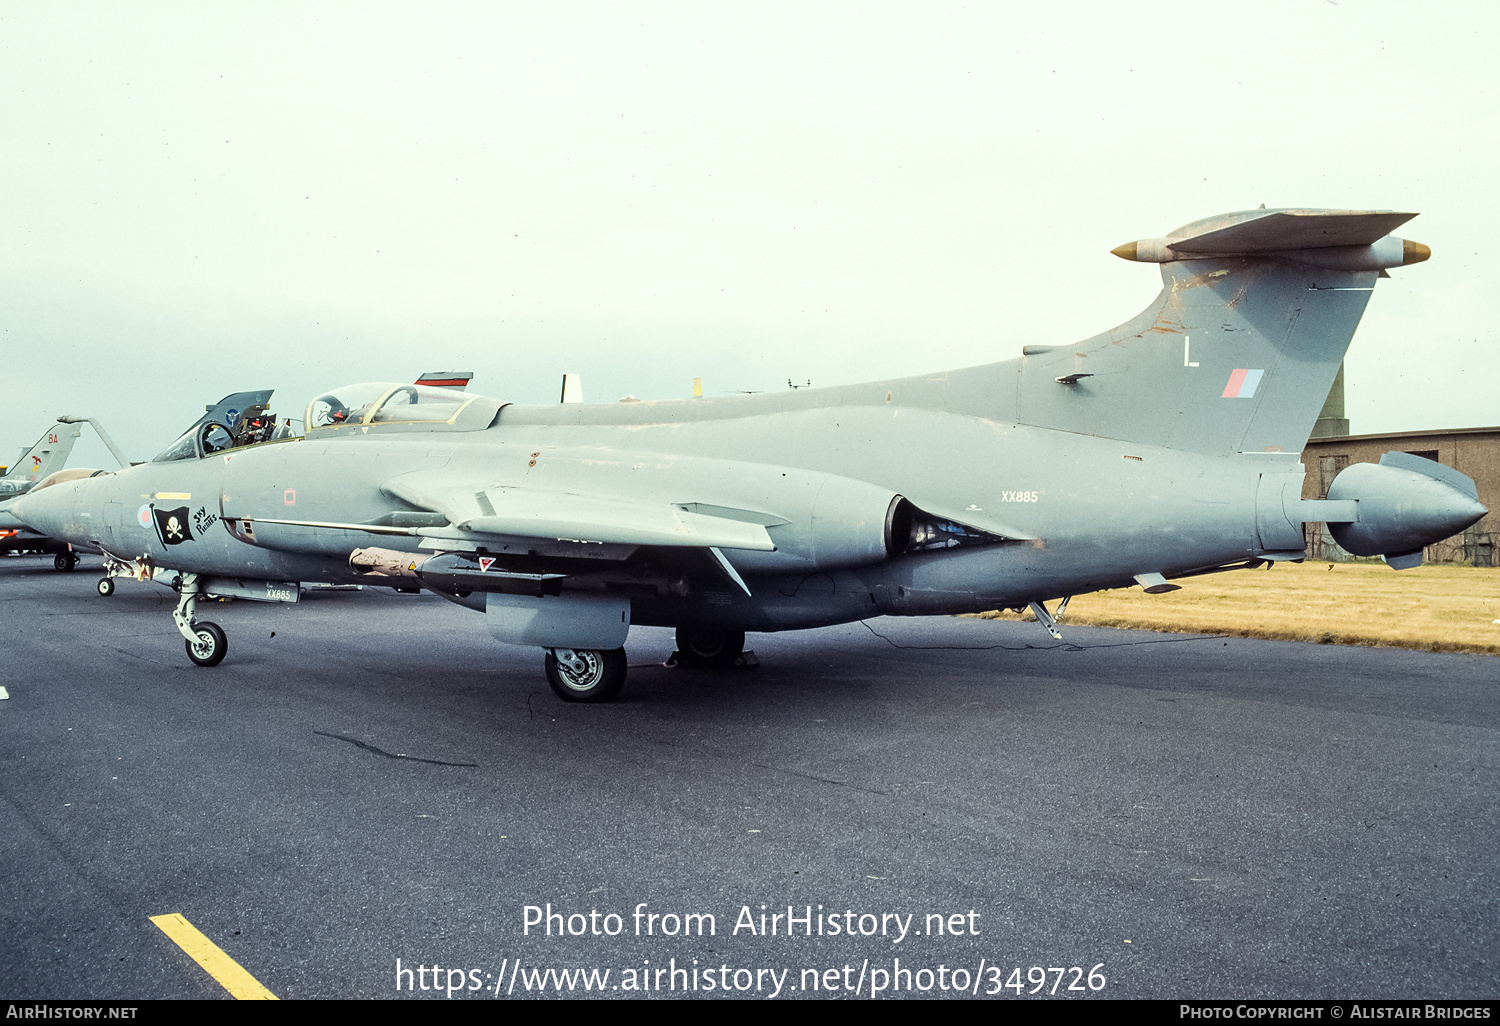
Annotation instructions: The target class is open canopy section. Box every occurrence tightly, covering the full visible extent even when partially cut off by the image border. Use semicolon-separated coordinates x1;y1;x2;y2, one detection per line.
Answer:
152;389;289;463
305;383;505;436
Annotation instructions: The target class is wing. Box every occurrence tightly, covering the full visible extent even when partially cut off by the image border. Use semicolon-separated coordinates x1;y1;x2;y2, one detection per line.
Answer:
380;471;775;551
233;470;775;554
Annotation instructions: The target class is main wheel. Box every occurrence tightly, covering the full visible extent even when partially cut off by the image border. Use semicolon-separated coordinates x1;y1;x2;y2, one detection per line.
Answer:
544;648;627;703
675;627;745;667
97;578;115;596
54;553;78;572
185;621;228;667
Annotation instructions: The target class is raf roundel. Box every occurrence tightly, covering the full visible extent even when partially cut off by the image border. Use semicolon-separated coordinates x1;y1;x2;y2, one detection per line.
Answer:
136;505;153;529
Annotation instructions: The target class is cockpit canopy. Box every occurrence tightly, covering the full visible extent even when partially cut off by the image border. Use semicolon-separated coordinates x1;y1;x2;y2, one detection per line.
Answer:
305;383;505;435
152;389;292;463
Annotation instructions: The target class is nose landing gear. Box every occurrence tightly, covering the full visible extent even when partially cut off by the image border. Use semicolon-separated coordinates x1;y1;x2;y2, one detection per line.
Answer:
171;573;228;667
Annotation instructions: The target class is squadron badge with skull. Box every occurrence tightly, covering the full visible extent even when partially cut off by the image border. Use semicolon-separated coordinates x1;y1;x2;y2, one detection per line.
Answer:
153;506;194;546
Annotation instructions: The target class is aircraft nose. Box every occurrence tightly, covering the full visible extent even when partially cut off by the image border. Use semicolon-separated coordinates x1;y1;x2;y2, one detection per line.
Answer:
12;485;72;538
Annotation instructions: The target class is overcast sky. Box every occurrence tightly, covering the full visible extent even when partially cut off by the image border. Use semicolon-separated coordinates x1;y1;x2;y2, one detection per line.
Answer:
3;2;1495;469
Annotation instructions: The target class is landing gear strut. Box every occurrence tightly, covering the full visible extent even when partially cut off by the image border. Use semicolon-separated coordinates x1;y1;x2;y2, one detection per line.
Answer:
172;573;228;667
544;648;626;702
1028;597;1069;641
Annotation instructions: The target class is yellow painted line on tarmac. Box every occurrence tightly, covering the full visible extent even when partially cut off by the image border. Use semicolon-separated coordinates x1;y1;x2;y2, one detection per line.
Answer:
149;913;278;1000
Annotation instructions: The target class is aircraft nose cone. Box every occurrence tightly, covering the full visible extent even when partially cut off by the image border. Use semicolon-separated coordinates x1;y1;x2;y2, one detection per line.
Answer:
11;486;70;538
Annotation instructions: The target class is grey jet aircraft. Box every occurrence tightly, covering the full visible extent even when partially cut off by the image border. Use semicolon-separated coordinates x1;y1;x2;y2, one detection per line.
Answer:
13;207;1487;702
0;421;85;568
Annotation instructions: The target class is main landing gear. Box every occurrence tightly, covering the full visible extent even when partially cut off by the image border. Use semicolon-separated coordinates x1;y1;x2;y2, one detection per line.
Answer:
544;648;627;703
541;629;752;704
172;573;228;667
672;627;746;668
53;551;78;572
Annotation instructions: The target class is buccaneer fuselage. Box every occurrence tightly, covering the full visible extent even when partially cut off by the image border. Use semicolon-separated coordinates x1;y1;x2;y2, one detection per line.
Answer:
12;208;1487;701
15;396;1291;628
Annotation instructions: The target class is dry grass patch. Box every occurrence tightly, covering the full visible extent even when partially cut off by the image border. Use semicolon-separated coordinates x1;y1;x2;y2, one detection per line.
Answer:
977;562;1500;655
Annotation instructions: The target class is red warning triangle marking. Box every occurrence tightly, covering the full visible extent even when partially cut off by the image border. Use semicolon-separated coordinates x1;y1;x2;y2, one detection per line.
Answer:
478;557;495;572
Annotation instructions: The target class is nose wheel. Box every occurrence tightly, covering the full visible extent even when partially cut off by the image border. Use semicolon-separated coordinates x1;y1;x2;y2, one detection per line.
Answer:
171;573;229;668
544;648;627;702
185;622;228;667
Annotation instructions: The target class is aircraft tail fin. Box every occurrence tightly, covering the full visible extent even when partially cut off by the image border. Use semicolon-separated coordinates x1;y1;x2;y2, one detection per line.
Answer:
416;371;473;390
1016;208;1430;457
3;422;82;491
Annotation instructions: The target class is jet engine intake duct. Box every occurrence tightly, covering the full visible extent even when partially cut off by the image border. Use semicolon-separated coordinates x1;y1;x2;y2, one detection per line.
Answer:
887;496;1010;554
1326;452;1486;566
768;483;1007;570
759;477;901;570
885;496;913;558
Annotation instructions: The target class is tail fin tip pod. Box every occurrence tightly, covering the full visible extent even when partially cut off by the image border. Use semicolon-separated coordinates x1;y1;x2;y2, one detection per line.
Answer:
1018;208;1431;457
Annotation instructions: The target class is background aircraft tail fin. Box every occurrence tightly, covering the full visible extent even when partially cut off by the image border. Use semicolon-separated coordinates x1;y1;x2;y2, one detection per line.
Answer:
416;371;473;390
4;422;82;489
1015;208;1429;457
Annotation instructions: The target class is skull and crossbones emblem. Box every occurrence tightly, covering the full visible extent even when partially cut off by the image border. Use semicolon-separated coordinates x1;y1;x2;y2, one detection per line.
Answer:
153;505;193;546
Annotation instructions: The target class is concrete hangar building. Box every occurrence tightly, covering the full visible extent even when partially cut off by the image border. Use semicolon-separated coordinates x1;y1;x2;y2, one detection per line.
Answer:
1300;367;1499;567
